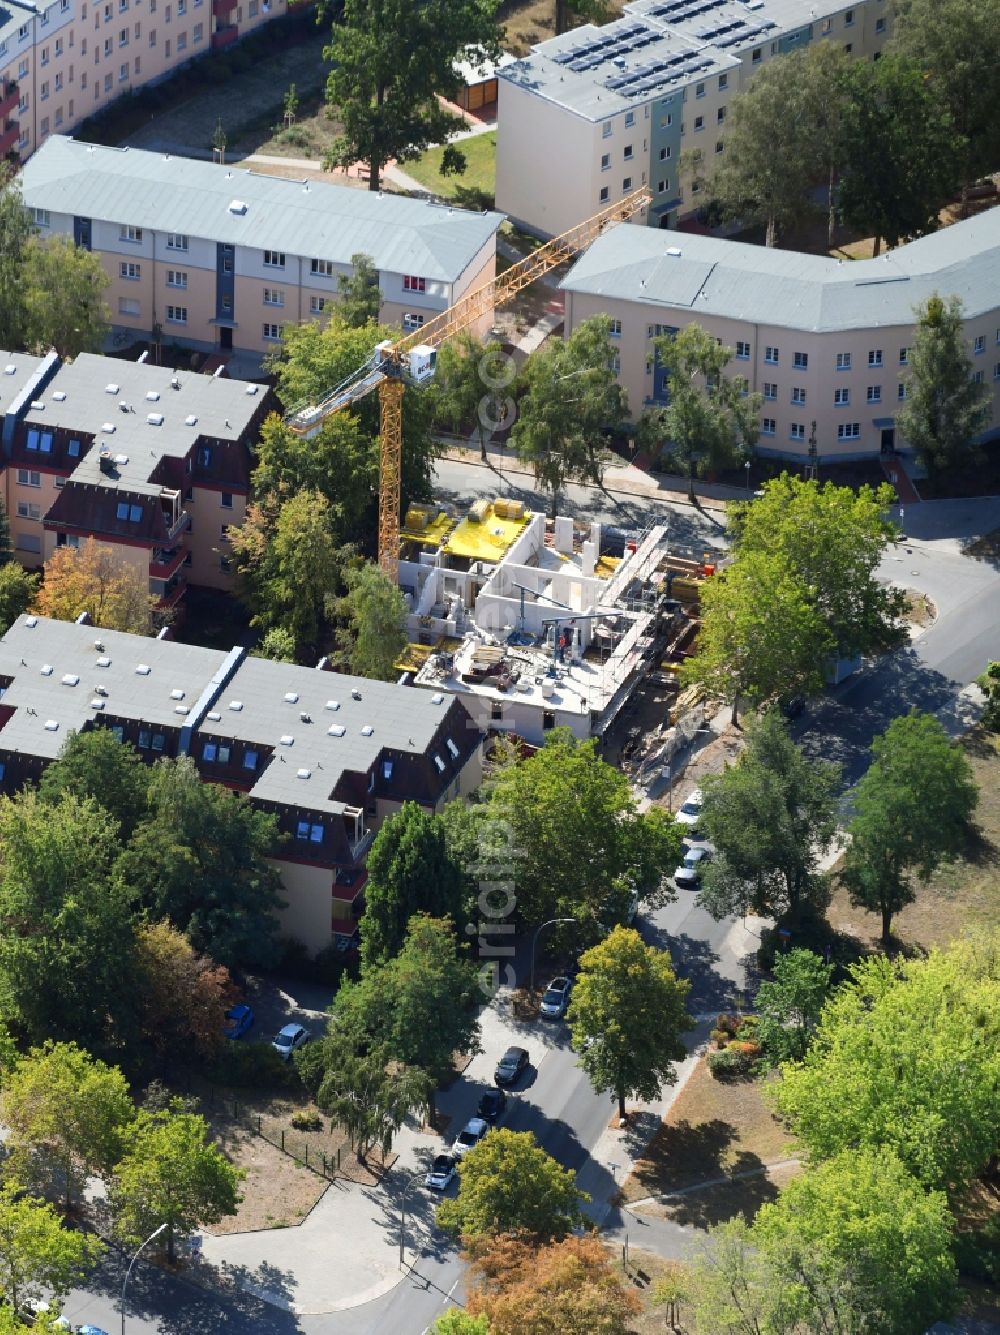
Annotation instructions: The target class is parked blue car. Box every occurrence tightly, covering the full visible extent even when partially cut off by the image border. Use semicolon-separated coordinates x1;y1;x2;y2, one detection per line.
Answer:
224;1004;254;1039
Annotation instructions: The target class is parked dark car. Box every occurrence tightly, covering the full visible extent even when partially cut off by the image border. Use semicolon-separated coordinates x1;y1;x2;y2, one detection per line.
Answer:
478;1087;507;1123
494;1045;530;1087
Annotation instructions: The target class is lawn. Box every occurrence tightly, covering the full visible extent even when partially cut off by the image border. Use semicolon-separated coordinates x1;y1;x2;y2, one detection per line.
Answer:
405;132;497;210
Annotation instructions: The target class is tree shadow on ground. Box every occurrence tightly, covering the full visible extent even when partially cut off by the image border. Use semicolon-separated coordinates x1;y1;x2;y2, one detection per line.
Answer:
640;928;732;1014
630;1117;738;1200
663;1157;781;1229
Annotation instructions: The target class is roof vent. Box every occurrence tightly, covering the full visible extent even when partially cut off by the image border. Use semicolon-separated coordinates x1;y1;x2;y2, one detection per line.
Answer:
280;734;294;746
434;754;445;773
228;699;243;711
147;412;164;426
296;768;311;779
446;738;460;758
174;705;189;715
361;724;374;737
299;712;312;724
665;246;682;257
44;719;59;732
283;691;299;704
31;400;45;410
105;383;120;395
146;391;160;402
101;423;116;434
228;199;248;215
135;663;151;676
325;700;340;711
115;453;128;465
431;692;444;704
351;688;362;701
170;377;181;390
245;385;259;396
25;615;38;627
184;414;198;426
170;688;185;700
40;664;53;676
90;699;106;710
94;638;104;650
61;673;80;687
207;710;221;721
328;723;346;738
52;391;67;402
94;684;108;696
3;365;15;375
96;656;111;668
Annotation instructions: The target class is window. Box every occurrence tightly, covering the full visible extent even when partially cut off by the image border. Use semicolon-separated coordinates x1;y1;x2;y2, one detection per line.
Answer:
899;347;909;365
609;318;622;338
834;387;850;406
790;423;805;441
166;269;187;288
119;25;128;43
197;446;211;467
994;363;1000;381
119;224;142;242
845;8;854;23
972;369;984;384
660;112;671;128
898;382;907;401
792;386;806;405
820;15;832;32
311;258;333;276
55;72;63;91
17;502;41;520
875;16;885;33
148;27;155;42
263;287;284;306
166;304;187;323
765;346;779;365
118;61;128;79
40;81;49;101
717;106;726;123
694;80;705;99
625;110;635;127
68;438;81;457
402;313;424;331
693;115;703;131
793;351;808;369
836;352;851;370
761;417;776;435
166;233;188;250
659;145;671;161
221;492;233;509
974;334;986;354
763;382;777;400
151;733;165;752
32;207;51;227
623;176;632;190
309;295;326;314
601;153;610;171
263;250;285;268
715;140;724;154
837;423;861;440
120;261;141;280
623;143;633;160
118;297;140;316
599;186;609;203
657;179;668;194
115;501;143;522
138;729;151;750
868;348;883;366
402;274;426;292
735;340;750;360
262;322;281;341
752;46;761;63
202;741;217;762
602;121;612;138
243;749;258;771
110;727;124;743
718;73;728;91
867;385;882;403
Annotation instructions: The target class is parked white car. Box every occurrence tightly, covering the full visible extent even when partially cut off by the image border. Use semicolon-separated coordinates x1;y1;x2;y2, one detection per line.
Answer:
452;1117;489;1158
674;788;704;832
674;845;712;887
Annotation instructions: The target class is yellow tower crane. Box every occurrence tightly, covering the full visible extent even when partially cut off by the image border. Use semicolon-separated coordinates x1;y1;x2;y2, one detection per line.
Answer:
286;185;652;576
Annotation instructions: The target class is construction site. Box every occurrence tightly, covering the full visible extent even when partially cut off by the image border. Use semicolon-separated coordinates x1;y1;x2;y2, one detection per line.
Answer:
400;497;714;746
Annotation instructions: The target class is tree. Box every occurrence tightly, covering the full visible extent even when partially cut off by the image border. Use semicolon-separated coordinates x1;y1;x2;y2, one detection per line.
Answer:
437;1130;587;1242
134;921;237;1070
38;728;150;841
754;948;833;1065
2;1043;134;1210
978;659;1000;731
23;236;110;360
773;946;1000;1193
842;711;978;943
837;56;961;256
698;710;840;921
337;253;382;328
115;756;284;970
0;791;137;1054
432;1312;491;1335
323;0;501;191
111;1106;243;1263
511;317;627;515
432;331;511;461
0;497;13;565
484;728;680;930
568;927;692;1120
642;324;761;502
555;0;610;35
0;166;33;352
360;802;465;967
335;559;407;680
254;626;297;662
211;118;227;164
897;293;991;481
35;539;155;635
0;1181;103;1314
890;0;1000;205
0;563;40;637
727;473;904;661
466;1234;641;1335
303;1036;431;1163
682;550;833;724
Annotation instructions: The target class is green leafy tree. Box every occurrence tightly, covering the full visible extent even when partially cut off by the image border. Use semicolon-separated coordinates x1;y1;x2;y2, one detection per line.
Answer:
754;948;833;1065
641;324;761;502
335;559;407;680
897;293;991;482
432;1312;491;1335
0;1181;103;1314
360;802;465;966
568;927;692;1120
337;253;382;328
0;166;33;351
324;0;501;191
773;946;1000;1193
115;756;284;970
23;236;110;359
0;563;40;637
682;549;833;724
842;712;978;943
0;496;13;564
484;728;680;930
511;317;627;516
890;0;1000;204
728;473;904;660
2;1043;134;1210
38;728;150;841
0;791;137;1054
838;56;961;256
254;625;297;663
978;660;1000;730
134;921;237;1071
432;331;511;461
437;1129;587;1242
698;709;840;921
111;1106;243;1264
302;1036;431;1163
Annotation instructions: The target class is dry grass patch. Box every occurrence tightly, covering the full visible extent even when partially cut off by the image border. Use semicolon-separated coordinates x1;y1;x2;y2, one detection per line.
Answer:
204;1113;328;1235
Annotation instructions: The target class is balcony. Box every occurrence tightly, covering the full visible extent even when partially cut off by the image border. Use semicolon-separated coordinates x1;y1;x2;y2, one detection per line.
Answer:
151;569;188;609
211;23;238;49
0;119;19;159
149;543;188;580
0;81;18;119
212;0;237;18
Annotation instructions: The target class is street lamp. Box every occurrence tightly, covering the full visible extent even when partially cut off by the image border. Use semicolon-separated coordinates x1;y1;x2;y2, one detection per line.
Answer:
399;1169;428;1270
744;460;751;493
529;917;577;995
121;1222;167;1335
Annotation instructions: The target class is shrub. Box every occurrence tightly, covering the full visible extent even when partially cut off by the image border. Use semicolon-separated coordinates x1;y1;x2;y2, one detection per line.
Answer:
954;1218;1000;1283
716;1013;738;1035
707;1047;745;1079
290;1110;323;1132
207;1041;301;1090
710;1028;729;1048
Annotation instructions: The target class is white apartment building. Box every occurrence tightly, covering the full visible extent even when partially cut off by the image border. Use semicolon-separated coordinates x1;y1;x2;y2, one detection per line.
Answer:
19;136;504;358
561;207;1000;463
496;0;892;238
0;0;288;164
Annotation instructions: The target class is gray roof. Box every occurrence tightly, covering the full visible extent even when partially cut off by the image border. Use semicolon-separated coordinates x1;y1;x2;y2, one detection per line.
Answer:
561;208;1000;332
0;350;47;420
23;353;264;494
0;616;231;759
0;0;36;52
500;0;847;121
19;137;505;284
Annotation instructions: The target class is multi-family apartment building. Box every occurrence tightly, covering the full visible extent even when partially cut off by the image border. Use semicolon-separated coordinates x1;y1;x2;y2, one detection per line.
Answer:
0;614;484;950
560;206;1000;462
0;0;288;164
496;0;892;238
18;136;505;358
1;346;273;602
